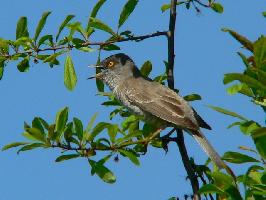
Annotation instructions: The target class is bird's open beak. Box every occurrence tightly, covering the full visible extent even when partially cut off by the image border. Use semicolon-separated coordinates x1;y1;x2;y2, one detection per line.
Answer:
87;64;104;80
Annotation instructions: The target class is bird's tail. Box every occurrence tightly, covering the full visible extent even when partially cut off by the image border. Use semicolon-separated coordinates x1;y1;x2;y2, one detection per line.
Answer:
191;130;236;181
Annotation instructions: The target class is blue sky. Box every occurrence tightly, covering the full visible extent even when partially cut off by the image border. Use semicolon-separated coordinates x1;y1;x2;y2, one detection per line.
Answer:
0;0;265;199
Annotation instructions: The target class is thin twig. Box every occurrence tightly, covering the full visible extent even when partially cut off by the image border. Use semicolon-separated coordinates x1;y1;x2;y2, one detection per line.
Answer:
166;0;200;199
2;31;167;58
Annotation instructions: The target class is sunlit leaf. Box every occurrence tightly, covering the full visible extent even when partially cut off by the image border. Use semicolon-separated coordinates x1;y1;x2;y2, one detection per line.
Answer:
118;0;138;28
25;127;46;142
184;94;202;101
140;61;152;77
55;107;69;135
34;11;51;41
119;149;140;166
88;159;116;183
211;3;224;13
56;15;75;41
55;154;80;162
199;184;225;194
224;73;266;92
64;55;77;91
17;143;46;154
222;151;259;164
16;17;29;39
89;18;116;35
208;105;247;120
222;28;253;52
2;142;29;151
254;36;266;70
87;122;110;141
38;34;53;47
87;0;107;32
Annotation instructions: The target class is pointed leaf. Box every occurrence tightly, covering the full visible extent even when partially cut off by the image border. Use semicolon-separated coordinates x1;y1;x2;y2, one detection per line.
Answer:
56;15;75;41
25;127;46;142
184;94;202;101
73;117;83;140
224;73;266;91
87;0;107;31
38;34;53;47
88;159;116;183
34;11;51;41
208;105;247;120
119;149;140;166
254;36;266;70
64;55;77;91
55;107;69;134
87;122;110;141
17;143;46;154
222;28;253;52
55;154;80;162
89;18;116;35
2;142;29;151
211;3;224;13
0;62;4;80
16;17;29;39
118;0;138;28
17;57;30;72
222;151;259;164
199;184;225;194
86;113;98;133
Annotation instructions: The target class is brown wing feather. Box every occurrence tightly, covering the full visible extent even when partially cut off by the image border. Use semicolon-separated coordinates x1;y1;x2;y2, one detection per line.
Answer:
122;77;199;130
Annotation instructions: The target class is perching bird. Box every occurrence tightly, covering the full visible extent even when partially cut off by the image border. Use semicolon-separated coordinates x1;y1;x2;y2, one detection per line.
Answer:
89;53;235;178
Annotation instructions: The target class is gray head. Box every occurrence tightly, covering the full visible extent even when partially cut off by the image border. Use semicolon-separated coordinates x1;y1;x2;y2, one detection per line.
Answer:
90;53;140;90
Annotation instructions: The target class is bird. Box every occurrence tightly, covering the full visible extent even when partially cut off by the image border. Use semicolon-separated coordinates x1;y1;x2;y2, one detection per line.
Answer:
89;53;235;178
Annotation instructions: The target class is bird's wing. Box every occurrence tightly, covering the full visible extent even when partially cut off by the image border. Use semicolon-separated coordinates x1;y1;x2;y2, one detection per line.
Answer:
122;77;199;130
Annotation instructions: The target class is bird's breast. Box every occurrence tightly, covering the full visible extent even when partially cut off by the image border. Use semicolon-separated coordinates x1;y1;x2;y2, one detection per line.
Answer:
113;86;144;116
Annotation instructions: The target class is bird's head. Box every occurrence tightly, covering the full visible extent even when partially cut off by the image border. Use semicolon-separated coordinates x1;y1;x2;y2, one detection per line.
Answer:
88;53;140;88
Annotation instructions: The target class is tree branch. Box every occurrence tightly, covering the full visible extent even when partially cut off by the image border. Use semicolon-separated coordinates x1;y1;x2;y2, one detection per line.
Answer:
166;0;200;199
2;31;167;59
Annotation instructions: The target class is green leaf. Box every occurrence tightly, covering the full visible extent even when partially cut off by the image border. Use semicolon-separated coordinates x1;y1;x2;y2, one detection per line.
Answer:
102;44;120;51
17;57;29;72
107;124;119;143
199;184;225;194
121;115;138;130
86;113;98;133
140;61;152;77
34;11;51;41
55;107;69;134
119;149;140;166
222;151;259;164
161;2;185;13
88;159;116;183
252;128;266;159
16;17;29;39
56;15;75;41
55;154;80;162
222;28;253;52
96;67;104;92
32;117;45;134
87;122;110;141
0;61;4;80
87;0;107;31
64;55;77;91
208;105;247;120
183;94;202;101
89;18;116;35
254;36;266;70
211;171;234;188
224;73;266;92
73;117;83;140
118;0;138;28
25;127;46;142
211;3;224;13
263;11;266;17
38;34;53;47
240;121;260;135
2;142;29;151
17;143;46;154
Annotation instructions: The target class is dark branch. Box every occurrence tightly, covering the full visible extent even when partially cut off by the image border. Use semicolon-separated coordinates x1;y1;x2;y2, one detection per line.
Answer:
2;31;167;58
166;0;200;199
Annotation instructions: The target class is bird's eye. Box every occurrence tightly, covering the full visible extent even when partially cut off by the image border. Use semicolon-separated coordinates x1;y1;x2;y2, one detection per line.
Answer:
107;61;115;68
